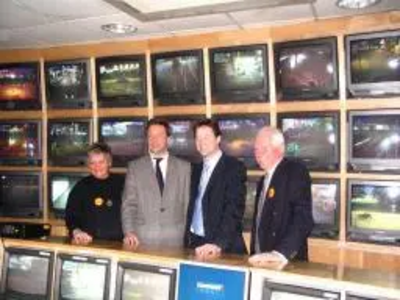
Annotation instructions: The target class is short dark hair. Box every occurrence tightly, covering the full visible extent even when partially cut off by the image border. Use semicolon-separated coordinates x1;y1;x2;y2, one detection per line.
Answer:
193;118;222;137
87;142;112;156
146;117;171;137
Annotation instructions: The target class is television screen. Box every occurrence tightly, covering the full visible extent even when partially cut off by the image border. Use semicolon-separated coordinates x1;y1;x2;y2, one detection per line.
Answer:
210;45;268;103
215;114;269;169
178;262;249;300
55;254;110;300
0;62;41;110
274;37;338;100
96;55;147;107
263;280;341;300
115;262;176;300
165;116;201;163
0;120;42;165
278;112;339;171
311;179;339;239
348;110;400;172
244;175;258;232
347;180;400;244
45;59;91;108
0;171;42;218
1;248;54;299
99;117;146;167
48;172;87;219
346;30;400;97
152;50;205;105
48;119;92;166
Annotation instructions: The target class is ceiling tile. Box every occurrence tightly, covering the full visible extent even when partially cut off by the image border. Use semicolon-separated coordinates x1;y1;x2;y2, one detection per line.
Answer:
0;0;48;29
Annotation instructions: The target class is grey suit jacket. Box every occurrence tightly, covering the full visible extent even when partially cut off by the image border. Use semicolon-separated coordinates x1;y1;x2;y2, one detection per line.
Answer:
121;154;190;248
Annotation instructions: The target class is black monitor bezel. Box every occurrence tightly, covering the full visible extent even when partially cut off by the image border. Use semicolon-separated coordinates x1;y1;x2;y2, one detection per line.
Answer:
0;119;42;166
151;49;205;106
114;261;176;300
45;58;92;109
209;44;269;104
0;61;42;110
95;54;147;108
274;36;339;101
277;111;340;171
1;247;54;300
47;118;93;167
54;253;111;300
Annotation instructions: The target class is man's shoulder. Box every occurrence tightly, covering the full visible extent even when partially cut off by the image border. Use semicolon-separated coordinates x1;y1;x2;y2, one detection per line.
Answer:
127;155;150;167
169;155;191;170
221;154;246;170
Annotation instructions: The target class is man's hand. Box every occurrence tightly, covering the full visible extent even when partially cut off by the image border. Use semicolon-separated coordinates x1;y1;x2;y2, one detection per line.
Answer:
123;232;140;250
195;243;222;261
72;229;93;245
248;251;288;270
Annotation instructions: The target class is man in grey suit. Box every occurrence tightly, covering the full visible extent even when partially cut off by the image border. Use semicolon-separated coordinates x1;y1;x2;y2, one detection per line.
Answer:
122;118;191;248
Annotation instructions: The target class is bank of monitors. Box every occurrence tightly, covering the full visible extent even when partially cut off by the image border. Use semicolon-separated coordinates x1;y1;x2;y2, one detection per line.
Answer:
348;110;400;173
263;280;341;300
311;179;340;239
274;37;339;101
0;171;42;218
98;117;146;167
54;253;111;300
115;262;176;300
210;44;268;103
1;247;54;299
347;180;400;245
0;62;41;110
48;172;87;219
215;114;269;169
151;50;205;106
48;119;92;166
0;120;42;166
278;112;339;171
165;116;201;163
346;30;400;98
96;55;147;107
45;59;91;109
178;262;249;300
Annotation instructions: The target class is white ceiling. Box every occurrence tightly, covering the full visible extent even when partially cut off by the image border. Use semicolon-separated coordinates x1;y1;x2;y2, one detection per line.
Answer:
0;0;399;50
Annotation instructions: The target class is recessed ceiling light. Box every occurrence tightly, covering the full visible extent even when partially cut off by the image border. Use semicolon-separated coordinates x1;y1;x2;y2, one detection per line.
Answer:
336;0;381;9
101;23;137;34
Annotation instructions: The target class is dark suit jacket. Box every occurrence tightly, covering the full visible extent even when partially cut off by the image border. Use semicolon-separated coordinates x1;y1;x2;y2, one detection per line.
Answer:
250;158;313;261
185;154;247;254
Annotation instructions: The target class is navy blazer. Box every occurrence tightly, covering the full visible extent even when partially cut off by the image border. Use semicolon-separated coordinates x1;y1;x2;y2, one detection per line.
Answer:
185;154;247;254
250;158;313;261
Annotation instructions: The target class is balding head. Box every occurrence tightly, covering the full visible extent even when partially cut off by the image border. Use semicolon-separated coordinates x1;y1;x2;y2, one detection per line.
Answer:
254;126;285;171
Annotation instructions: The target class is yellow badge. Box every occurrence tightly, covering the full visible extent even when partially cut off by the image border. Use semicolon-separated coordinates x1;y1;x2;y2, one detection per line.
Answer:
268;187;275;198
94;197;104;207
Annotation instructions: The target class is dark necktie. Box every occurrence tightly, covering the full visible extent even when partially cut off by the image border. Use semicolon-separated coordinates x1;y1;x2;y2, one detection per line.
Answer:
155;158;164;195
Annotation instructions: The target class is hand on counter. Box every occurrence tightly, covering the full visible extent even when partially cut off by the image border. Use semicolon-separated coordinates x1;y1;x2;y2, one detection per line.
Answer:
123;232;140;250
72;229;93;245
248;251;288;270
195;243;221;261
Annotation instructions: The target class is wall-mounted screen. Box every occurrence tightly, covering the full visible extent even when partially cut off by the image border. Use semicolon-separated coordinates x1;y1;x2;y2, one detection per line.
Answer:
45;59;91;108
278;112;339;171
346;30;400;97
114;262;176;300
178;262;249;300
1;247;54;299
48;119;92;166
0;120;42;166
0;171;42;218
348;110;400;173
152;50;205;105
275;37;339;101
96;55;147;107
347;180;400;245
210;44;268;103
0;62;41;110
215;114;269;169
98;117;146;167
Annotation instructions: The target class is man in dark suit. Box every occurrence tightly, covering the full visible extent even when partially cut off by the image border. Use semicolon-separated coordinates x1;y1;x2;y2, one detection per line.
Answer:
249;126;313;267
185;119;247;260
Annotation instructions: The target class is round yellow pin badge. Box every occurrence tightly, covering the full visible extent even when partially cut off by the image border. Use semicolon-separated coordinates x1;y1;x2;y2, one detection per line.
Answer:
268;187;275;198
94;197;104;207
